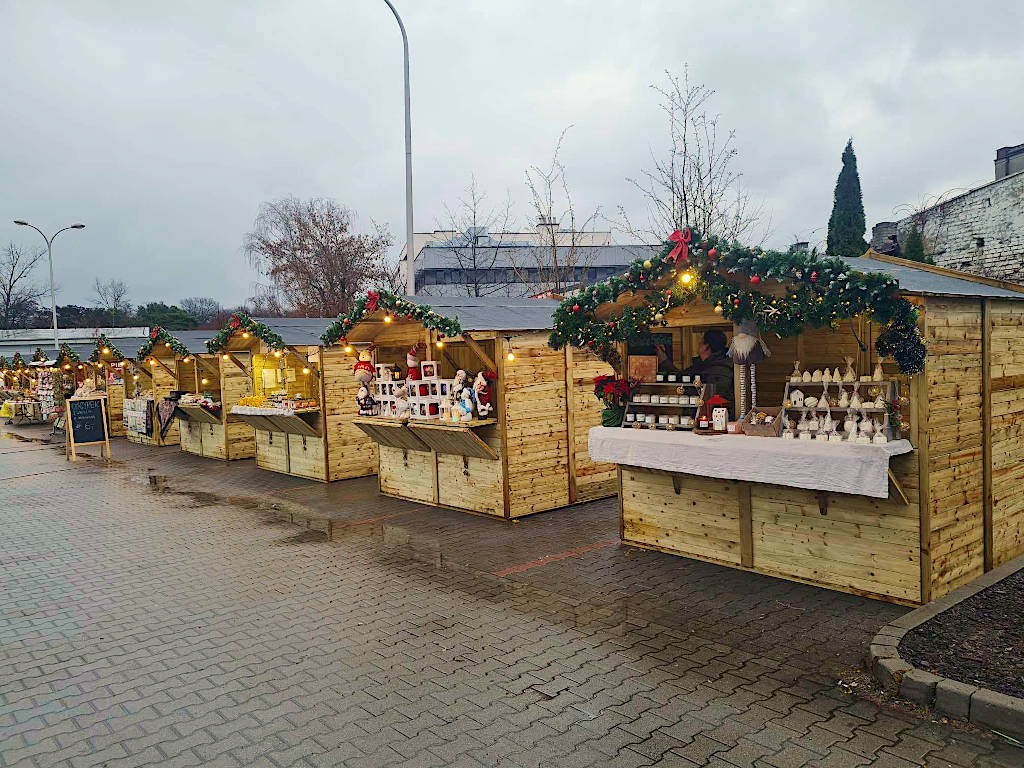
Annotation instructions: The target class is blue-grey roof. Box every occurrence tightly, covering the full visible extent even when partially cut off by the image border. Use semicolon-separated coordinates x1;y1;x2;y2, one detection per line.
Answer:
841;256;1024;299
169;330;216;354
415;243;658;271
253;318;337;346
406;296;560;331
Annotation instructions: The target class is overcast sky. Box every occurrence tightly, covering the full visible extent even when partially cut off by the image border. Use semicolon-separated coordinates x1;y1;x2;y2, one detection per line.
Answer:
3;0;1022;309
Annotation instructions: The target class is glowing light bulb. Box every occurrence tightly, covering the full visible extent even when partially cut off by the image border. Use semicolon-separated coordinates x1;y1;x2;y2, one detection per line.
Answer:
133;374;139;380
343;345;353;354
435;340;444;349
149;359;156;366
383;315;392;323
506;351;515;362
64;363;71;370
680;272;694;285
273;350;282;358
301;367;310;375
201;378;209;385
222;354;229;360
102;347;110;354
242;332;250;339
164;342;170;348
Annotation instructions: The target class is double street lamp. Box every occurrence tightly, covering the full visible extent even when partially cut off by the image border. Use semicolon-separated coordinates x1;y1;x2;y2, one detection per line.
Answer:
13;220;85;356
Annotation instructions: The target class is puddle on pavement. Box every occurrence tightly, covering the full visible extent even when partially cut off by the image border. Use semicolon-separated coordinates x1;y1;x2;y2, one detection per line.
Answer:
1;431;52;444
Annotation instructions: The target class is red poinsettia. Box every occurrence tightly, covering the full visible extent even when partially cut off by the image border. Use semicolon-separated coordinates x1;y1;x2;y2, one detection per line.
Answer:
230;315;241;329
593;374;636;409
151;328;159;338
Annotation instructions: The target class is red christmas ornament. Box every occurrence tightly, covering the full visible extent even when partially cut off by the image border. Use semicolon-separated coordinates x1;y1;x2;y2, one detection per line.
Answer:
811;271;818;283
572;303;580;313
609;321;616;329
750;275;761;285
708;248;717;260
733;298;741;307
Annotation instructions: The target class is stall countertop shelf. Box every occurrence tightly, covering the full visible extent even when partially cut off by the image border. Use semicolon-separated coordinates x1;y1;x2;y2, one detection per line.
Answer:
588;426;912;499
352;416;497;430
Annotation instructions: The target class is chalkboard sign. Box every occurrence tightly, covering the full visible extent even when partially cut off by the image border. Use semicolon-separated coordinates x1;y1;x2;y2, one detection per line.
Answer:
67;397;111;461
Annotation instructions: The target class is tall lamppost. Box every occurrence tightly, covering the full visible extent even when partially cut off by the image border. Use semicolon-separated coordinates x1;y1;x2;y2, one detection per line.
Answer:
382;0;415;295
13;220;85;355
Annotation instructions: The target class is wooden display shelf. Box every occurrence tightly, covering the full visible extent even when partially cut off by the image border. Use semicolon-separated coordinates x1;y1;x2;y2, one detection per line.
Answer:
175;404;223;425
352;416;430;451
232;409;322;437
407;420;499;460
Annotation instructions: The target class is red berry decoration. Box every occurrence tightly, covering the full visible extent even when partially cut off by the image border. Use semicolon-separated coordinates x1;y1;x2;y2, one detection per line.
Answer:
811;271;818;283
750;275;761;285
572;303;580;313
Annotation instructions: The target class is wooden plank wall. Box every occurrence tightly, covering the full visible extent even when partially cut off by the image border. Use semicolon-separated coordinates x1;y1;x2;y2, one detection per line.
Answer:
989;299;1024;565
504;332;570;517
569;348;616;502
322;348;376;480
378;445;434;503
924;299;986;597
106;376;126;436
136;364;180;446
220;354;255;460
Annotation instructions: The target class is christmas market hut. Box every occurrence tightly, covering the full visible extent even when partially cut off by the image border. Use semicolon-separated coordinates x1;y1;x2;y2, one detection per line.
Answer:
124;327;202;447
552;231;1024;605
204;313;373;482
0;349;43;424
86;333;148;437
323;291;616;518
167;330;256;461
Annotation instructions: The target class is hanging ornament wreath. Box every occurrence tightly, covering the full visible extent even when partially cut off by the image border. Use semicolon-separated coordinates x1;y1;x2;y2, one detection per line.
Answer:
138;327;191;359
320;290;462;347
206;313;285;353
88;334;126;362
549;228;926;375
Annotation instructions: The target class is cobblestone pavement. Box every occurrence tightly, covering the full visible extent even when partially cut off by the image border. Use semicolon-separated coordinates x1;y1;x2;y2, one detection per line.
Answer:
1;431;1020;767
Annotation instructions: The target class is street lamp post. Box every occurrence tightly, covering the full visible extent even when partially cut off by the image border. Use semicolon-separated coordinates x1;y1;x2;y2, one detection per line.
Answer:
382;0;415;296
13;220;85;356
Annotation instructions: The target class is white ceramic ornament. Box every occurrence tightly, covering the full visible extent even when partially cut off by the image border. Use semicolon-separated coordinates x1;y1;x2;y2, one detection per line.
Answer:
874;395;886;409
859;411;874;435
791;361;802;383
790;389;805;407
837;386;850;409
802;370;812;383
873;425;888;445
797;409;812;433
849;383;863;409
873;361;884;381
828;430;844;443
843;356;857;383
804;396;818;408
782;429;795;440
821;407;835;433
844;412;858;436
811;369;822;382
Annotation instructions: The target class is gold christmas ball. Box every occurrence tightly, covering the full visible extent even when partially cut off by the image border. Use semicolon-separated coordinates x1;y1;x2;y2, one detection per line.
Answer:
643;260;653;269
713;304;723;314
654;312;664;322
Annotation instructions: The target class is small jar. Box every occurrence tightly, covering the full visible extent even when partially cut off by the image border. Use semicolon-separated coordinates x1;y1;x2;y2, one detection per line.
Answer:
656;373;665;382
667;374;677;382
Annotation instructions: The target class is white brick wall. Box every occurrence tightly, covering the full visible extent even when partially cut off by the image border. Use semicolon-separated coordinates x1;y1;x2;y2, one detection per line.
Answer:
894;171;1024;282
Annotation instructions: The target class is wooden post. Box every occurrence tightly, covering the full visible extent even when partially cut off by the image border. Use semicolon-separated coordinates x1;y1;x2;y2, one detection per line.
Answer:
737;483;753;568
496;335;512;518
564;347;578;504
914;333;932;604
982;299;993;571
150;357;175;378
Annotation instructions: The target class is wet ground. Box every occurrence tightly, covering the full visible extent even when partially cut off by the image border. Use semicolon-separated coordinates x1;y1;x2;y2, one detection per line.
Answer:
1;425;1020;767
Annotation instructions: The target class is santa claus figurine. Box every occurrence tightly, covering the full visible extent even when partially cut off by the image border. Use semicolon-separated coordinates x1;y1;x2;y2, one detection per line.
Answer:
352;344;375;385
405;342;426;382
472;371;496;417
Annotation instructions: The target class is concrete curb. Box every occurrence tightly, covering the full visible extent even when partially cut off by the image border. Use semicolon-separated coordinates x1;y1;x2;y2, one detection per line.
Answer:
867;554;1024;741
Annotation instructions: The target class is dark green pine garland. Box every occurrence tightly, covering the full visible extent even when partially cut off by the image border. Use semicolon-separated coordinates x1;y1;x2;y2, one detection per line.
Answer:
320;290;461;346
205;313;285;353
89;334;126;362
548;230;926;375
138;327;192;359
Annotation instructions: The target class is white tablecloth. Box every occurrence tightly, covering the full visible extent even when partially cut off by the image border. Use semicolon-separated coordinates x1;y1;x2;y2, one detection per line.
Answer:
589;427;913;499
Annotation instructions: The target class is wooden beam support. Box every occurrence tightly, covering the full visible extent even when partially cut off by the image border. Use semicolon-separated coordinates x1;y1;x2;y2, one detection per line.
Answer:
914;360;932;605
564;347;577;504
194;356;218;379
738;484;754;568
888;468;910;507
982;299;993;571
461;332;497;372
225;353;248;375
149;357;175;378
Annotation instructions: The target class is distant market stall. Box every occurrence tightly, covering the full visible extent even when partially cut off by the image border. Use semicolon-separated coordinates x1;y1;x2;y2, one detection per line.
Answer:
554;233;1024;604
327;292;615;518
86;334;135;437
0;351;42;424
169;331;255;461
205;314;372;481
125;328;196;447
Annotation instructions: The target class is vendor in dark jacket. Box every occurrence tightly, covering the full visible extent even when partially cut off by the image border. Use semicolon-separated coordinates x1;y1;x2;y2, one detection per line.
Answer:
655;329;735;418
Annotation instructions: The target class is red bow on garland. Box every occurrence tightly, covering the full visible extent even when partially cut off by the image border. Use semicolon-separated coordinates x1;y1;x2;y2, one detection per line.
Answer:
366;290;381;314
666;228;691;264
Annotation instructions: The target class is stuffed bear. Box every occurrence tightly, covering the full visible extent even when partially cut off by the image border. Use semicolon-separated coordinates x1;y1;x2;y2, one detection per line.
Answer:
352;344;375;385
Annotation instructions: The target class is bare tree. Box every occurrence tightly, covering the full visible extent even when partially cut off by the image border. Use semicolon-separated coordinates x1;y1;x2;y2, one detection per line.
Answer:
179;297;222;325
619;66;768;244
371;253;406;295
427;176;516;297
92;278;133;319
517;128;601;295
244;197;393;317
0;243;45;330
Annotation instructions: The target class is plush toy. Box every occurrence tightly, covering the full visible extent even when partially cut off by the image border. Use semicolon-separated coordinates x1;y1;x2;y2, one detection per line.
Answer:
472;371;495;417
448;369;468;417
728;319;771;420
394;384;411;420
355;384;376;416
406;342;426;382
454;388;475;422
352;344;375;385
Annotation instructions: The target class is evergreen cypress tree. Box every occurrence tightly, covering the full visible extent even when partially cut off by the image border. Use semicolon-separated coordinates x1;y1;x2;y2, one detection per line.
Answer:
902;223;927;263
826;140;868;258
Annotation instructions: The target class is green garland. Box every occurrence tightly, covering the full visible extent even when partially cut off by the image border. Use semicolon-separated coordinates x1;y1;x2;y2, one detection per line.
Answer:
0;356;8;371
58;343;81;365
138;326;191;359
32;347;47;362
549;229;926;375
89;334;126;362
320;290;462;346
206;312;285;353
11;353;27;370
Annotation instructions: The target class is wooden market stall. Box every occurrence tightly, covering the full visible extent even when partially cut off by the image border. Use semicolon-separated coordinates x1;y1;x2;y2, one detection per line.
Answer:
205;314;372;482
327;293;616;518
86;333;148;437
0;350;43;424
560;241;1024;605
168;331;256;461
124;328;199;447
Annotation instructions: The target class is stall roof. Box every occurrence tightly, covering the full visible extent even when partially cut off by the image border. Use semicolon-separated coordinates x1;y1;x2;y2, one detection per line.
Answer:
171;331;216;355
405;296;561;331
251;318;337;346
841;254;1024;299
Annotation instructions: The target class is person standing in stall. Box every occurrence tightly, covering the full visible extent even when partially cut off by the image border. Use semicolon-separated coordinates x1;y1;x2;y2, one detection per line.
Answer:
655;329;735;417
